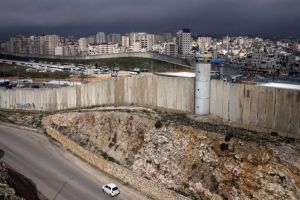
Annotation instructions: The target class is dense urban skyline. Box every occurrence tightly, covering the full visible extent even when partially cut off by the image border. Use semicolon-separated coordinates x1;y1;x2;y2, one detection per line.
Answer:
1;0;300;41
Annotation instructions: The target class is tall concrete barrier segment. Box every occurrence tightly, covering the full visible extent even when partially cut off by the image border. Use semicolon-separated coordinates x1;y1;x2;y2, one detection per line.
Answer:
0;76;299;138
210;79;300;139
0;74;195;113
0;52;192;67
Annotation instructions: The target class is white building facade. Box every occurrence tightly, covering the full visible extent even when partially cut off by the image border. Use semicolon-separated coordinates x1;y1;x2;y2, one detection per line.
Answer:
165;42;178;57
78;37;88;53
176;29;192;58
96;32;106;44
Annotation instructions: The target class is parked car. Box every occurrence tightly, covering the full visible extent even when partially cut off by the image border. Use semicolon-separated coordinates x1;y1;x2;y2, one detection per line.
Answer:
102;183;120;197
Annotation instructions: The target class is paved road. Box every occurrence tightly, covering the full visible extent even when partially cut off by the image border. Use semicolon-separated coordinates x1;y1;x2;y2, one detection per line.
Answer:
0;124;149;200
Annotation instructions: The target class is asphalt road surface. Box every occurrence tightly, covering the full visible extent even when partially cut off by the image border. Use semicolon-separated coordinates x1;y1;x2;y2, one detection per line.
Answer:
0;123;150;200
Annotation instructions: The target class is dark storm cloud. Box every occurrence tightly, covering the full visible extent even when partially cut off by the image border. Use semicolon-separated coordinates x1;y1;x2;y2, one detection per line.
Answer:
0;0;300;41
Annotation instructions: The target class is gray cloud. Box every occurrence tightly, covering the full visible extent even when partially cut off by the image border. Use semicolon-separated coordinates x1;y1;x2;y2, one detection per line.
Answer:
0;0;299;41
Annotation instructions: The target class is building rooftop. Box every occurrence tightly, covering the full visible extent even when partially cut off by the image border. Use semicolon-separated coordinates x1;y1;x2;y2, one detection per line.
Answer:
155;72;195;78
259;82;300;90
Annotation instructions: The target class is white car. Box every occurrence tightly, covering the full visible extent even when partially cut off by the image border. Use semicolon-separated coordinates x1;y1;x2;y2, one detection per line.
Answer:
102;183;120;197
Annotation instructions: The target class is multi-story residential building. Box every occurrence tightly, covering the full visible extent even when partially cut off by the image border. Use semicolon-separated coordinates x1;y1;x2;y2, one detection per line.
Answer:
146;34;155;51
9;36;17;53
88;45;97;55
106;33;121;44
132;41;143;52
138;33;147;50
141;34;149;50
153;34;164;43
128;33;154;51
32;36;45;55
258;57;279;69
197;37;212;52
163;33;174;43
0;42;6;52
87;35;96;45
87;43;119;55
1;41;10;52
78;37;88;53
63;44;78;56
44;35;60;55
128;32;136;46
96;32;106;44
121;36;130;48
27;36;34;54
98;43;114;54
176;29;192;57
9;35;27;53
165;42;178;57
54;46;63;56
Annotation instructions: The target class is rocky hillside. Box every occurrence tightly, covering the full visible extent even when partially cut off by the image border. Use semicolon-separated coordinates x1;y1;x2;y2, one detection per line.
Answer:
46;110;300;200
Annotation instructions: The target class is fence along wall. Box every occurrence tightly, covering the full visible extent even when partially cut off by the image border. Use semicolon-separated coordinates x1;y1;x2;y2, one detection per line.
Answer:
210;79;300;138
0;75;195;113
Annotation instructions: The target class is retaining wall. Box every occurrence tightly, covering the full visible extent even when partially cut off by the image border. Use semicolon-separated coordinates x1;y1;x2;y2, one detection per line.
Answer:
42;118;189;200
210;79;300;138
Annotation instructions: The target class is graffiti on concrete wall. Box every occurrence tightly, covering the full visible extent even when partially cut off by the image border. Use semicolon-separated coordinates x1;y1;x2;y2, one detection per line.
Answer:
16;103;35;109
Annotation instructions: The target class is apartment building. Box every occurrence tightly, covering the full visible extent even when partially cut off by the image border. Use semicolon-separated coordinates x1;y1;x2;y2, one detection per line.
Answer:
96;32;106;44
121;36;130;48
44;35;60;55
106;33;121;44
78;37;88;53
176;29;192;57
165;42;178;57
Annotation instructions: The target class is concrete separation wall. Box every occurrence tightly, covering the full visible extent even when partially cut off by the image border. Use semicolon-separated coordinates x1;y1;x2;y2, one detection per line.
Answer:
210;79;300;138
42;118;189;200
1;75;299;138
0;74;195;113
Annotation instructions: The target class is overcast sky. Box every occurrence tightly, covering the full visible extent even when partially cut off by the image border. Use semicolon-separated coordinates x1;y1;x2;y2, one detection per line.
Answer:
1;0;300;41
